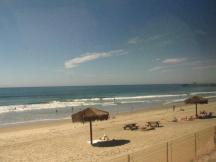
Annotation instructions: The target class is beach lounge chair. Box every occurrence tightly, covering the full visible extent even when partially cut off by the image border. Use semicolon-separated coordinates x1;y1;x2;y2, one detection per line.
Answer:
123;123;139;130
207;112;213;118
198;112;213;119
200;110;207;114
146;121;160;128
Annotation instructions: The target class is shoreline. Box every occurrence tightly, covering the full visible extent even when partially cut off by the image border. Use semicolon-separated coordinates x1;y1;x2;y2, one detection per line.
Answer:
0;99;209;132
0;101;181;130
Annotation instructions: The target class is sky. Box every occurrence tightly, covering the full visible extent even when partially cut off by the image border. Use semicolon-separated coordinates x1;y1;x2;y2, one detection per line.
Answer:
0;0;216;87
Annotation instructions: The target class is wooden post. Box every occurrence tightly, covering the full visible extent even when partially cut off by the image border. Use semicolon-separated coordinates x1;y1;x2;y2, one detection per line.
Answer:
195;104;198;117
194;133;197;158
127;154;130;162
90;120;93;145
214;126;216;145
170;142;173;162
167;142;169;162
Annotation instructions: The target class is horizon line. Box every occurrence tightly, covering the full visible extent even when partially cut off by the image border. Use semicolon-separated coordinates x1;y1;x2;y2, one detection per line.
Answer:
0;82;216;89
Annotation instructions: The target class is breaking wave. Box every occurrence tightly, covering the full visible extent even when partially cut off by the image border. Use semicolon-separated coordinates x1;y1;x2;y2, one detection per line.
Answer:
0;94;188;114
1;92;216;114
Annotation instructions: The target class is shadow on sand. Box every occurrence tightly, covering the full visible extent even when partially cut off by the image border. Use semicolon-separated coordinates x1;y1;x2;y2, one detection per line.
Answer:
158;125;164;128
199;115;216;119
93;139;130;147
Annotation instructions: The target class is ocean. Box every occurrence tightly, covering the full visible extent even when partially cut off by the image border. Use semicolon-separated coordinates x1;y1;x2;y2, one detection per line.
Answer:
0;84;216;126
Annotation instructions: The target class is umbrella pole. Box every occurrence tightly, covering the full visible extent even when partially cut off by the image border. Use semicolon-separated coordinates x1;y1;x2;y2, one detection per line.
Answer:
90;120;93;145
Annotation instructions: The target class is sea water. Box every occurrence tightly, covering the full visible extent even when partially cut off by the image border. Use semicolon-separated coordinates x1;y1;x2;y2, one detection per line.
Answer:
0;84;216;126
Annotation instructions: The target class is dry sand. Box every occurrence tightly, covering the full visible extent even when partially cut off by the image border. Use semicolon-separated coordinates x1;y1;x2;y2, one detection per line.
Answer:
0;102;216;162
196;149;216;162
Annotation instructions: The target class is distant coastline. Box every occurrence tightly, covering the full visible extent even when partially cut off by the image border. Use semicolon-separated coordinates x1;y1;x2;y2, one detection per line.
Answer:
1;83;216;89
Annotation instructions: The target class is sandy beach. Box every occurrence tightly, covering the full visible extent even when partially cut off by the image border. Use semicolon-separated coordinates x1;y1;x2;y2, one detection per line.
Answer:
1;0;216;161
0;102;216;162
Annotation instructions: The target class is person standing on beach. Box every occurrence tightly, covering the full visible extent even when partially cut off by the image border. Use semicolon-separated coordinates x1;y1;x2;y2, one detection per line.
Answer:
173;105;176;112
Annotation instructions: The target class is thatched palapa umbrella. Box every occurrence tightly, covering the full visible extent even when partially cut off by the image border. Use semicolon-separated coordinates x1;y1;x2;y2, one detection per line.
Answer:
71;107;109;145
185;96;208;117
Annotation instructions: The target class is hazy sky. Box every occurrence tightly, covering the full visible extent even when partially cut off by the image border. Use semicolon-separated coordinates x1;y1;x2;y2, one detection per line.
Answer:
0;0;216;87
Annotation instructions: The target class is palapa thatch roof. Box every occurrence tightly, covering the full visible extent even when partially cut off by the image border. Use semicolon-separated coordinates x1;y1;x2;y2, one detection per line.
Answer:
185;96;208;104
72;107;109;123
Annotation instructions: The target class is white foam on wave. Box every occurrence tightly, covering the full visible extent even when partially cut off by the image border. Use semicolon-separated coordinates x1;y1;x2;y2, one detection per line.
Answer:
164;98;187;105
120;100;152;104
104;94;187;101
0;93;202;114
190;91;216;95
164;92;216;105
0;97;121;113
73;98;101;102
65;94;188;103
206;95;216;99
0;100;100;114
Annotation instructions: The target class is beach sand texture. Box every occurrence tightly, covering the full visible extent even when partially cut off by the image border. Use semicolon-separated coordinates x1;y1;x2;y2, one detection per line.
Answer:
0;102;216;162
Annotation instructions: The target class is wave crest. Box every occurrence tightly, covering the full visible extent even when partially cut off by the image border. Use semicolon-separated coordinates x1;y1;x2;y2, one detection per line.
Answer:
0;93;189;114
